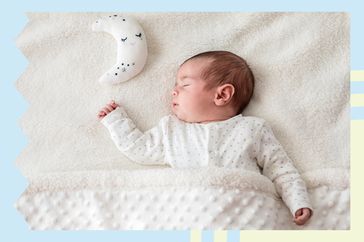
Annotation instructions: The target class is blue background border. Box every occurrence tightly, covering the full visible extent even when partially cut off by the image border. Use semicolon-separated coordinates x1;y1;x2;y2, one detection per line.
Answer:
1;0;362;241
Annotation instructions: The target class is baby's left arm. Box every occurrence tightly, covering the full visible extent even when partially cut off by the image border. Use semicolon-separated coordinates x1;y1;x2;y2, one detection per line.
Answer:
255;121;313;225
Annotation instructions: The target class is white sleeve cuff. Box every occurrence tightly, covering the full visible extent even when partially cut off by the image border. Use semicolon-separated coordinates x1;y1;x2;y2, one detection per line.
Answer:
100;107;128;127
290;202;314;217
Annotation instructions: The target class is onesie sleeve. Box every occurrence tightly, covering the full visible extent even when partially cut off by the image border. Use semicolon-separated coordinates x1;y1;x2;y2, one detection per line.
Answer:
101;107;167;165
255;121;313;216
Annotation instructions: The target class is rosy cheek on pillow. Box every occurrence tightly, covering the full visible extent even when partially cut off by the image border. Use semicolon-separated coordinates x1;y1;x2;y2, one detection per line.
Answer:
92;15;148;85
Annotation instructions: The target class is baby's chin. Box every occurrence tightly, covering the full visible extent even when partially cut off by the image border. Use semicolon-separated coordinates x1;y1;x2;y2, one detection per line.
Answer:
172;111;187;122
172;110;203;123
172;109;187;121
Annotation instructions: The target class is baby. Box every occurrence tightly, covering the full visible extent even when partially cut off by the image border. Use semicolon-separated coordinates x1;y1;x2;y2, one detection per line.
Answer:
98;51;313;226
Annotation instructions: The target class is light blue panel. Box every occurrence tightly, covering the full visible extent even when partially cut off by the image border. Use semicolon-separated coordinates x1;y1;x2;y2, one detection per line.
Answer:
19;231;189;242
1;0;354;11
202;230;214;242
351;107;364;120
351;82;364;94
0;8;29;237
227;230;240;242
350;5;364;70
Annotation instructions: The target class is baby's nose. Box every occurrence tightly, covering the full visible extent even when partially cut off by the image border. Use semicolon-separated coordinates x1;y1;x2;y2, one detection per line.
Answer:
171;89;178;96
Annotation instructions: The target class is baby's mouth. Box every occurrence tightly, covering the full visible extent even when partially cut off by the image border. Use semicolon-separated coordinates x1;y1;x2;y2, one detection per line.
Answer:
172;102;179;108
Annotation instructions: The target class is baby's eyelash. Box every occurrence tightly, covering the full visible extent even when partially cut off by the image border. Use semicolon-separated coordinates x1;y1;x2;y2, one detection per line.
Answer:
121;37;127;42
174;82;190;87
135;33;142;38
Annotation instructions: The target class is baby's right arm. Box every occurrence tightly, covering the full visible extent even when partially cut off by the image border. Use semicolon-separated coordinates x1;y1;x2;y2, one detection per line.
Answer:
98;101;167;165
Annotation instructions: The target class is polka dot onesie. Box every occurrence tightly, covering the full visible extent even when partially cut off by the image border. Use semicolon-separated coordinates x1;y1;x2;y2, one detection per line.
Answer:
101;107;312;215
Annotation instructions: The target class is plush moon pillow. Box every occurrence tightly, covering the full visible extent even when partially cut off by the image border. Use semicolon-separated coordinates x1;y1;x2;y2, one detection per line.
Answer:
92;15;148;85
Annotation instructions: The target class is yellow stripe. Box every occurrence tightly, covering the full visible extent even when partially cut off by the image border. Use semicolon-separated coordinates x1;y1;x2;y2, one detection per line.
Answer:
214;230;227;242
190;230;201;242
351;94;364;106
351;70;364;81
239;231;354;242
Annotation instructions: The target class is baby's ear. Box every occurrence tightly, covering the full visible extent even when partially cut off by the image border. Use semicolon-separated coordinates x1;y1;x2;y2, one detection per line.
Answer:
214;84;235;106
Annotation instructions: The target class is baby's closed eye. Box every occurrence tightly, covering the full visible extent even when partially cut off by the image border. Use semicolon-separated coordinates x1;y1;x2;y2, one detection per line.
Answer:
174;82;190;87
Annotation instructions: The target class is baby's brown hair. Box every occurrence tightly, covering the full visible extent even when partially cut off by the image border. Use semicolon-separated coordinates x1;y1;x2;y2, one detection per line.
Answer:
183;50;255;114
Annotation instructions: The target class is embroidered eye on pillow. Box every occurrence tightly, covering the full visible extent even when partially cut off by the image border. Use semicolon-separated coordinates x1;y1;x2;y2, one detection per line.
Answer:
92;15;148;85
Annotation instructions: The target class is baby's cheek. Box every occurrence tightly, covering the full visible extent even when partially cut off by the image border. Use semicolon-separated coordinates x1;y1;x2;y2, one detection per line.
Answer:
187;99;203;111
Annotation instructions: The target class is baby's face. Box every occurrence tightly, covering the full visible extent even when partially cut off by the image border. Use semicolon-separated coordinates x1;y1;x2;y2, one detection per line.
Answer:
171;58;216;123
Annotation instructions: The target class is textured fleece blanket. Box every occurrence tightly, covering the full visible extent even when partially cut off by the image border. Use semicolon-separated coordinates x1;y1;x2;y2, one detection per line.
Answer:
16;167;350;230
16;13;349;181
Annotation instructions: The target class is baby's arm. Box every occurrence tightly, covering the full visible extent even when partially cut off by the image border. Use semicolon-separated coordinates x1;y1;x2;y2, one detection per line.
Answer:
98;101;166;165
255;121;313;225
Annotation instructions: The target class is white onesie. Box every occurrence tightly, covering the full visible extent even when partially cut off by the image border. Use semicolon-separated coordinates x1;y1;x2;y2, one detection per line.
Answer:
101;107;312;216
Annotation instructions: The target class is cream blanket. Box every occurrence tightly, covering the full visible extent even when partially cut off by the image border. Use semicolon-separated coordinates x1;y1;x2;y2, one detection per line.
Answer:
16;12;349;177
15;12;350;230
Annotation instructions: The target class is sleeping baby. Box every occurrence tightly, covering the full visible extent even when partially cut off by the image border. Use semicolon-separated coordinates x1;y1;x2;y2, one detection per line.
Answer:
97;50;313;226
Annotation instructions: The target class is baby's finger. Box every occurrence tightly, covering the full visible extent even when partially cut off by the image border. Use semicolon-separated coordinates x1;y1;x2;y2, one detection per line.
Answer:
294;216;305;225
103;107;112;113
302;210;311;220
110;102;119;108
110;100;119;106
295;209;303;218
107;104;115;111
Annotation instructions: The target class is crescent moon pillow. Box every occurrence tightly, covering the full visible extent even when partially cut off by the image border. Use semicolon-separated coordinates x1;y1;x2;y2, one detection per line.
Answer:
92;15;148;85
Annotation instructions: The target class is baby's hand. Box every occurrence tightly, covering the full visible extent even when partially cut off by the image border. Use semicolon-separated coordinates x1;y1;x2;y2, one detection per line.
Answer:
98;100;120;120
294;208;312;225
